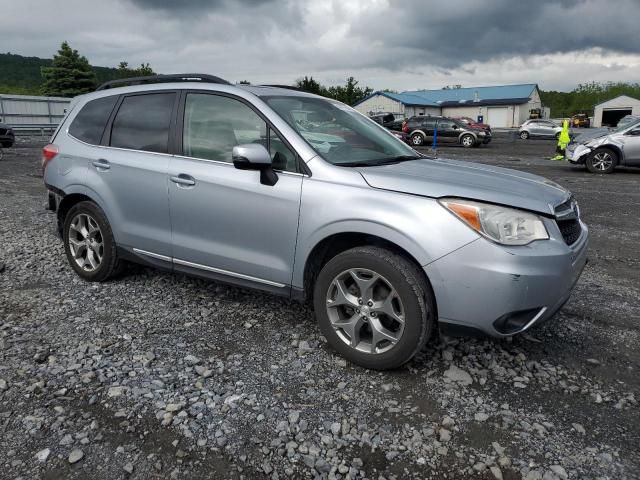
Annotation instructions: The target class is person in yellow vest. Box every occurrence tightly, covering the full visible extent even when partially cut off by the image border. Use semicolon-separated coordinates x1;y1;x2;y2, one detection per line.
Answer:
551;120;571;160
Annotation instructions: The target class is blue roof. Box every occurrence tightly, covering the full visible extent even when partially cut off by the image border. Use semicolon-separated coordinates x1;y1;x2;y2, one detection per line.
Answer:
355;84;537;107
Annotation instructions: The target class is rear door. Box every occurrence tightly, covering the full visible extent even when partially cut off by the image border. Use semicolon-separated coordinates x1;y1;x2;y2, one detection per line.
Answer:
168;91;303;291
86;91;177;259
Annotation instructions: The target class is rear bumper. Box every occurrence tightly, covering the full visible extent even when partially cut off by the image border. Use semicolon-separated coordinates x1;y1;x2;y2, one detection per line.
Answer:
425;222;589;337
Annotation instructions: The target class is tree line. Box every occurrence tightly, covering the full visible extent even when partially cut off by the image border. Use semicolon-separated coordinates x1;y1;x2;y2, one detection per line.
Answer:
2;41;639;113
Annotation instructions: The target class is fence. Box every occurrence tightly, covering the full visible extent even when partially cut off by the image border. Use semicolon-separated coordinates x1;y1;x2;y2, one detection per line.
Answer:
0;94;71;131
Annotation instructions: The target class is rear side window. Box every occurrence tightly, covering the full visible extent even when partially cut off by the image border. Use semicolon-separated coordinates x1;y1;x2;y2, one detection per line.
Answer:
68;96;118;145
110;93;175;153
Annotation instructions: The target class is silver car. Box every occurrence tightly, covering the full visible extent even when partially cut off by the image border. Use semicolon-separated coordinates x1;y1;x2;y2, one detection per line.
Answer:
43;74;589;370
566;118;640;173
519;119;562;140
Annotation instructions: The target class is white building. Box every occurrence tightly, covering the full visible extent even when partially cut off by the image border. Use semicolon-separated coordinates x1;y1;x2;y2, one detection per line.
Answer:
592;95;640;127
354;84;546;128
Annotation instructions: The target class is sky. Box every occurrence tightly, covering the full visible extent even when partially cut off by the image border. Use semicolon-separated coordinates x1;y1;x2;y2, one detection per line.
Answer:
2;0;640;92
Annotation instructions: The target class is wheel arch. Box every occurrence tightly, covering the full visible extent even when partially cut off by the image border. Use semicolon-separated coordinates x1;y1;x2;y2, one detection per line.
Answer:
56;188;111;238
300;231;436;312
592;144;623;164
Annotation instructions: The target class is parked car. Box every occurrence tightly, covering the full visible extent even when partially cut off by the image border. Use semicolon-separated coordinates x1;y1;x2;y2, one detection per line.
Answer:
519;119;562;139
454;116;491;132
0;123;15;147
566;118;640;173
43;74;588;370
571;114;590;128
404;116;491;147
370;112;405;132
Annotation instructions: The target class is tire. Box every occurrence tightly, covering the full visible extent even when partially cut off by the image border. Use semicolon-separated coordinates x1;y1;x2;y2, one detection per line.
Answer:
520;131;530;140
411;133;425;146
586;148;617;174
313;246;435;370
460;134;475;148
63;201;122;282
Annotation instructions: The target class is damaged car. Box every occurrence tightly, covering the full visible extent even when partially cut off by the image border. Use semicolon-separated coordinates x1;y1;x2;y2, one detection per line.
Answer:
566;118;640;173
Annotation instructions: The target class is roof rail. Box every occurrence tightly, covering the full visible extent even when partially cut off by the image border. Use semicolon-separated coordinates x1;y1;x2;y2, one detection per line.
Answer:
96;73;231;91
257;84;301;91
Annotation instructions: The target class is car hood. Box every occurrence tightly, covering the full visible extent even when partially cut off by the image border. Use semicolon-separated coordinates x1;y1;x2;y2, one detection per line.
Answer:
357;158;570;215
573;128;610;144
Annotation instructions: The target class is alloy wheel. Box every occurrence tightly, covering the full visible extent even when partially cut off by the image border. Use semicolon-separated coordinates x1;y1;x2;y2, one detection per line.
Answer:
68;213;104;272
591;151;613;171
461;135;474;147
325;268;405;354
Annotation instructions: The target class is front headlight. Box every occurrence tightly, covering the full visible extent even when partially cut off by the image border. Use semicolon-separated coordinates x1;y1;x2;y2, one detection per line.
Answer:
439;198;549;246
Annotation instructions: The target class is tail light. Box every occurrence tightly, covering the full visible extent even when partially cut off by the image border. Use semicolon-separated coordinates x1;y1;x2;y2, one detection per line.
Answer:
402;121;408;133
42;144;59;172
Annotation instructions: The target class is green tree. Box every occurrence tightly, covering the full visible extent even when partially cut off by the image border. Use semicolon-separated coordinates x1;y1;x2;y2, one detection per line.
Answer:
116;61;155;78
324;76;373;105
40;42;96;97
295;76;323;95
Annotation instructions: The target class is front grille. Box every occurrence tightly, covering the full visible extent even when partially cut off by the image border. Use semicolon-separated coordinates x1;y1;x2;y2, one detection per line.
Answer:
557;218;581;245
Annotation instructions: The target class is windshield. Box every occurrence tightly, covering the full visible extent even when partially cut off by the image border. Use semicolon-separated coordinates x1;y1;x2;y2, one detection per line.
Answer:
615;117;640;132
262;95;419;166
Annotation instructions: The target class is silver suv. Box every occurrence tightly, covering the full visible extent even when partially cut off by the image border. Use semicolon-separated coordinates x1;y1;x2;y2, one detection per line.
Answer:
566;118;640;173
44;74;588;370
519;119;562;140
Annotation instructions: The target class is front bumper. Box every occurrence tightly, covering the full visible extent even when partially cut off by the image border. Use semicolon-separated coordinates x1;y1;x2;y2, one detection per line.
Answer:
565;144;591;164
425;220;589;337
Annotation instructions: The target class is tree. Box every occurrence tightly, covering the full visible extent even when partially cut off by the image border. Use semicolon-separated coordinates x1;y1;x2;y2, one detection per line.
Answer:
323;77;373;106
295;76;323;95
116;61;155;78
238;80;251;85
41;42;96;97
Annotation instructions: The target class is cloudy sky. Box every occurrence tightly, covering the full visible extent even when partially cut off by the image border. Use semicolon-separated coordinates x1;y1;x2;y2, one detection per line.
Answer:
2;0;640;92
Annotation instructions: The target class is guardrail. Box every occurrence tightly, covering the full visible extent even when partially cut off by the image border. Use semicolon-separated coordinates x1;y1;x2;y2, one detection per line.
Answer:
11;124;59;138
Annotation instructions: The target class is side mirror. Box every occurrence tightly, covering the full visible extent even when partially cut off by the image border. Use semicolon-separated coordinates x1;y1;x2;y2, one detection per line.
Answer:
232;144;278;186
628;128;640;136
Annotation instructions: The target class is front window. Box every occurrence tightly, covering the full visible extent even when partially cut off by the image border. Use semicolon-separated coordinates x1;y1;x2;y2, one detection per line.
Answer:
262;96;419;166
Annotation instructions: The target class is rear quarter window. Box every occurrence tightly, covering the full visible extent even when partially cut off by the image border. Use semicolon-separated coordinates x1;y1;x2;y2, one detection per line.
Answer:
68;96;118;145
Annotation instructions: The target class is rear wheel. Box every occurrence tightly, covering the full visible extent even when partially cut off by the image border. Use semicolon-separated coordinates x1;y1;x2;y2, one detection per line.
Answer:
313;246;435;370
586;148;616;174
460;134;475;148
520;131;530;139
411;133;425;146
63;201;122;281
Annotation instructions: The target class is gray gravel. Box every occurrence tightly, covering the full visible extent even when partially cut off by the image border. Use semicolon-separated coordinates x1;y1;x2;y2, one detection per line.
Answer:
0;135;639;479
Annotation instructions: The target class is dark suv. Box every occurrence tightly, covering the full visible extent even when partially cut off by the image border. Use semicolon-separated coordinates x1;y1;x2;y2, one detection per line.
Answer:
405;116;490;148
0;123;15;148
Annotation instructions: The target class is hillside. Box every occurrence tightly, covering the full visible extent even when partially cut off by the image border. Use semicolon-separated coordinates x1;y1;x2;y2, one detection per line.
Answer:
0;52;126;95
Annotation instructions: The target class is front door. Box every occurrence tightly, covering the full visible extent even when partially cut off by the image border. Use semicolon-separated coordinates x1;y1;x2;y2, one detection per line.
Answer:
436;119;458;144
168;92;303;290
622;126;640;165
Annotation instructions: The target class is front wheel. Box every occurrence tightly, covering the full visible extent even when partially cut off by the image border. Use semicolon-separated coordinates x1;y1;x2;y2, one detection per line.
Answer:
460;134;475;148
313;246;435;370
520;131;530;139
586;148;616;174
63;201;122;282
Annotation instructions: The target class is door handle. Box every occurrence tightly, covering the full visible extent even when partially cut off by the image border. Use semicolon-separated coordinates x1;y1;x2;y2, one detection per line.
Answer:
170;174;196;187
92;159;110;171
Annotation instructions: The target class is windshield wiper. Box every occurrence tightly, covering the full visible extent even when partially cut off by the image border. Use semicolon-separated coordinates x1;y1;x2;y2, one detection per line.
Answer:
338;155;422;167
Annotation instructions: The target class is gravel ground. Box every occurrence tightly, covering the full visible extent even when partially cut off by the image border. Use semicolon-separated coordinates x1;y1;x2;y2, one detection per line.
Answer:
0;134;638;480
